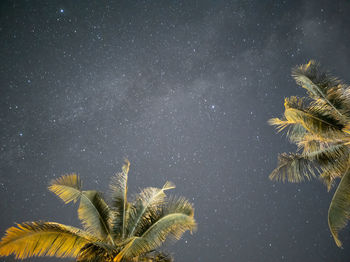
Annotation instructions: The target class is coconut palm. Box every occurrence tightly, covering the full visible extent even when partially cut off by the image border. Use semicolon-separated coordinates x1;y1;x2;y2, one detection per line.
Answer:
269;61;350;247
0;160;196;261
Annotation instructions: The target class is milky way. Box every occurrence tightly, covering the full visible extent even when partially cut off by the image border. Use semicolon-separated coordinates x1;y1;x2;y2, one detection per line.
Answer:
1;1;350;261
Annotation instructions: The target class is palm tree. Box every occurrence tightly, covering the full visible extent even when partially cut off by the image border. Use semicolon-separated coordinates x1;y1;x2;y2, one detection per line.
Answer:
0;159;196;261
269;60;350;247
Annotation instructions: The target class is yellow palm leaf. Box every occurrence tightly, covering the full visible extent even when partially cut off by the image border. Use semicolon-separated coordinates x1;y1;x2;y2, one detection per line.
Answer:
0;221;95;259
284;107;346;140
48;174;82;204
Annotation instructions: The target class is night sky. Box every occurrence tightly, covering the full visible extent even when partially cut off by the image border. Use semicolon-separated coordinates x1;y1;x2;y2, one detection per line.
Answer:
1;1;350;261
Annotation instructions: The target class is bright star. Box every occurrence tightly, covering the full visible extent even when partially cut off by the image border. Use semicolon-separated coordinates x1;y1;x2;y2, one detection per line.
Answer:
60;9;64;13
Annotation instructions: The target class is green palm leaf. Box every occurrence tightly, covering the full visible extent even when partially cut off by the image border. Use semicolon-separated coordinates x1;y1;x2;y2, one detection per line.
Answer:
78;191;112;242
0;221;95;259
109;159;130;239
114;205;196;262
284;103;345;141
48;174;82;204
328;167;350;247
126;181;175;237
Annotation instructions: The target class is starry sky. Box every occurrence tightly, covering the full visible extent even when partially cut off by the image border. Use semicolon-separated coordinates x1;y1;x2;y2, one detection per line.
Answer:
1;0;350;261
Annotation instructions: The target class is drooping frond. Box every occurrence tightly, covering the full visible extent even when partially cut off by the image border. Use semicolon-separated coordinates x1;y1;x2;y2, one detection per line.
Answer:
269;153;317;183
109;159;130;239
78;191;112;242
328;167;350;247
48;174;82;204
0;221;95;259
284;104;346;141
49;174;113;243
295;138;350;190
114;211;196;262
318;155;348;191
299;140;349;160
126;181;176;237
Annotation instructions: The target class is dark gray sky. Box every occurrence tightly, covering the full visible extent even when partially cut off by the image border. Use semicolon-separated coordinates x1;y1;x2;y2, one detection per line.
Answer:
1;0;350;261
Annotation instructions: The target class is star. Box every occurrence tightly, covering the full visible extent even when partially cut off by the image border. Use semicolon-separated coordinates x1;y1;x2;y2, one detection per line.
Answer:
60;9;64;13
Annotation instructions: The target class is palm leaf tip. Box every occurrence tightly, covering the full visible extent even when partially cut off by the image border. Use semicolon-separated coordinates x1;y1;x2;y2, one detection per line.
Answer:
162;181;176;191
0;221;92;259
268;118;289;132
48;174;82;204
123;158;130;174
328;168;350;247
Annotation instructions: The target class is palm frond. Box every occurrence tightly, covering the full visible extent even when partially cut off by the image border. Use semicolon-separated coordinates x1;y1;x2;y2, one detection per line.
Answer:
297;139;349;190
269;153;318;183
284;106;346;141
310;98;350;126
319;157;349;191
299;140;349;160
292;60;344;117
131;196;195;240
114;211;196;262
287;124;308;143
126;181;175;237
48;174;82;204
77;242;116;262
270;96;350;143
0;221;95;259
109;159;130;239
78;191;113;243
328;167;350;247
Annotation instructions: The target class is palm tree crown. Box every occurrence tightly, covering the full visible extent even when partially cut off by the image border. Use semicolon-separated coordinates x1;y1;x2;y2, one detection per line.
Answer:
269;60;350;247
0;159;196;261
